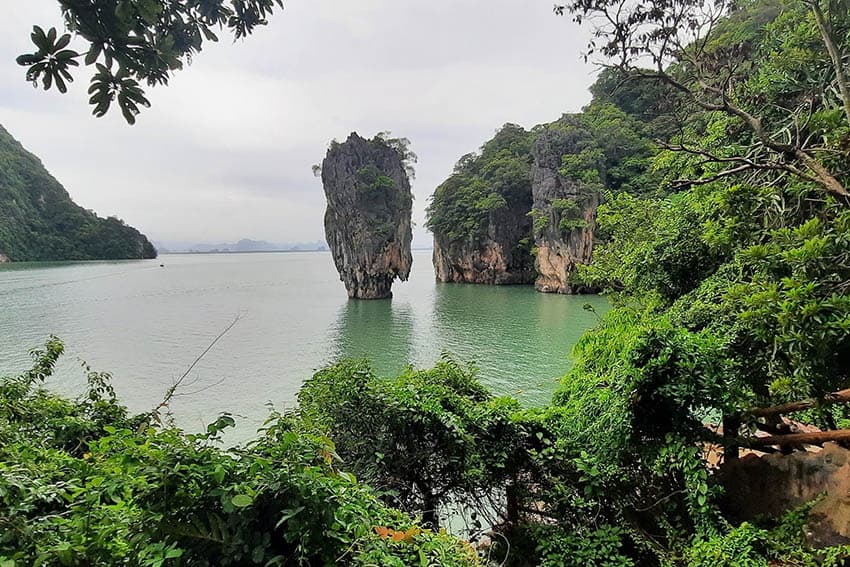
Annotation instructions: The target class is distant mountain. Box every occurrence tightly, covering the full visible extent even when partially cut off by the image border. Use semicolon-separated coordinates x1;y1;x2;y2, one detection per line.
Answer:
154;239;329;254
0;125;156;262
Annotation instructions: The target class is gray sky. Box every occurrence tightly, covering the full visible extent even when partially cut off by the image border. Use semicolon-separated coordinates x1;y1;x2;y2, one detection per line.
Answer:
1;1;596;248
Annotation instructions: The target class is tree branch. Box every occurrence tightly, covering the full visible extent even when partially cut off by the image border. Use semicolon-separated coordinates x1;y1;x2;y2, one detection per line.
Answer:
151;314;242;422
742;428;850;448
806;0;850;125
744;387;850;418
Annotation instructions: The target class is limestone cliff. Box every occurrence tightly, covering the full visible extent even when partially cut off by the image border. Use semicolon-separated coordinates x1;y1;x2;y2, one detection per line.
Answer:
427;123;535;285
321;133;413;299
530;123;599;294
432;206;533;285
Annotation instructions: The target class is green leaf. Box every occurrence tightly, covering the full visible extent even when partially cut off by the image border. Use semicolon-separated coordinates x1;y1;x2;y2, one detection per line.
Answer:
212;465;225;484
55;34;72;51
274;506;305;528
231;494;253;508
31;26;48;50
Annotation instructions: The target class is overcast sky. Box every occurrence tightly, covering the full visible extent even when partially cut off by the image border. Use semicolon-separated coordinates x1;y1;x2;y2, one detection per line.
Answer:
1;1;597;248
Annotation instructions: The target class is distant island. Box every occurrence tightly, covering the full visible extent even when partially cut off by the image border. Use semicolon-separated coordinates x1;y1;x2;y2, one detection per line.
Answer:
155;238;329;254
0;124;156;262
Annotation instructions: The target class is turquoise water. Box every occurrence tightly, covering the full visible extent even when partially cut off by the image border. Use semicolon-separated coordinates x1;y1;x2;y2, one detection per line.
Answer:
0;251;607;434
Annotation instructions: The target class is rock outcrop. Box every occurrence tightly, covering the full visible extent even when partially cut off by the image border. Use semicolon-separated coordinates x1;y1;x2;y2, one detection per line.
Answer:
530;123;599;294
720;443;850;547
432;206;534;285
321;133;413;299
427;123;535;285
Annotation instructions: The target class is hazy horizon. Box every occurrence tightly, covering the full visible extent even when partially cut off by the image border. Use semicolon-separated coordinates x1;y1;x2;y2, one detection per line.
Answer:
1;2;597;248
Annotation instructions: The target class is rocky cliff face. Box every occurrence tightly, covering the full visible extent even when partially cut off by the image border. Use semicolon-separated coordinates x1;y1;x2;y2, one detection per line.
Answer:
321;133;413;299
720;442;850;547
432;205;534;285
531;125;599;294
427;123;535;286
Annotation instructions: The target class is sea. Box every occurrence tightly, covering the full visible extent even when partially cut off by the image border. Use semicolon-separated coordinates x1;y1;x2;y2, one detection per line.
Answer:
0;250;608;439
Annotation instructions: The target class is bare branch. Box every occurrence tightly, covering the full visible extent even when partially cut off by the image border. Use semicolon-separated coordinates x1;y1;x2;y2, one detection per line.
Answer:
567;0;850;200
151;314;242;423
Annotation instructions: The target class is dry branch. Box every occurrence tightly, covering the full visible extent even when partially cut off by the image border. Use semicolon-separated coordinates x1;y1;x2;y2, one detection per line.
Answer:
744;388;850;419
742;428;850;448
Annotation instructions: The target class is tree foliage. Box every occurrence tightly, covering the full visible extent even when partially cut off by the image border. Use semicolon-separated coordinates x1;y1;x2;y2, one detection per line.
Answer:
0;339;480;566
557;0;850;199
426;124;533;242
426;89;659;253
297;358;523;530
18;0;284;123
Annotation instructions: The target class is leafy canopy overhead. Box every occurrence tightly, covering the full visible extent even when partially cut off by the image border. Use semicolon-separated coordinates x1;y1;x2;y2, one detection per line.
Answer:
17;0;284;124
556;0;850;200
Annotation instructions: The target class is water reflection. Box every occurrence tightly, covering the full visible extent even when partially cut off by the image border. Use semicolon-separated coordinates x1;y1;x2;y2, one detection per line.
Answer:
0;251;610;430
326;280;610;405
431;282;609;404
330;298;416;375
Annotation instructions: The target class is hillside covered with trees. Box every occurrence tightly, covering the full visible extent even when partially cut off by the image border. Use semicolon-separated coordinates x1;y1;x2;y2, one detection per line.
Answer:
0;125;156;262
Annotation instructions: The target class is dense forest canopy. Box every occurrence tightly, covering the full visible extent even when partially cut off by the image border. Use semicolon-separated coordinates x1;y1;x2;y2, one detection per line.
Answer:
426;73;660;292
0;124;156;261
425;64;676;246
426;123;533;243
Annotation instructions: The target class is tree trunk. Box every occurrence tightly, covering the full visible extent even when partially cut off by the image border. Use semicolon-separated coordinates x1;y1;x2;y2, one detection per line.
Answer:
808;0;850;126
415;480;440;530
421;495;439;530
723;414;741;462
506;482;520;525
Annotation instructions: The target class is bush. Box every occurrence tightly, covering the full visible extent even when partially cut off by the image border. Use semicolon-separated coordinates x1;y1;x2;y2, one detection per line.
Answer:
297;358;524;529
0;339;479;567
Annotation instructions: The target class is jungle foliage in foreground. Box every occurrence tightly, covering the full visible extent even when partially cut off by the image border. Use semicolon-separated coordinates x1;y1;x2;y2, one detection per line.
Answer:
0;340;477;566
0;125;156;262
360;0;850;564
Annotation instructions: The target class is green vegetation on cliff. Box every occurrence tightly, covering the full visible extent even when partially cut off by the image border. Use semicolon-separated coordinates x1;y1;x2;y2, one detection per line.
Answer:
426;123;533;242
426;101;657;246
426;81;659;290
0;125;156;262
